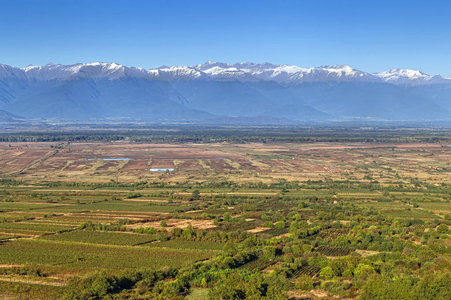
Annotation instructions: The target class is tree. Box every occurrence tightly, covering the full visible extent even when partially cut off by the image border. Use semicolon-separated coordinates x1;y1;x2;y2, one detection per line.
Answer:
353;263;374;281
182;223;195;239
275;221;286;229
413;273;451;300
320;266;334;279
191;189;200;200
263;246;277;260
360;274;411;300
436;224;450;234
295;274;313;291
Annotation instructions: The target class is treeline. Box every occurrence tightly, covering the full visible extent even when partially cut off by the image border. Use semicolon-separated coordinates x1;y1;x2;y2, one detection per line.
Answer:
33;177;451;194
1;126;451;143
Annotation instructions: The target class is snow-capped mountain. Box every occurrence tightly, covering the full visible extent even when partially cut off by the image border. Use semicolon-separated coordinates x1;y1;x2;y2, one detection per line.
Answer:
194;62;383;84
0;61;450;123
0;64;27;80
192;62;451;85
375;69;449;85
153;66;206;81
24;62;151;81
2;61;447;85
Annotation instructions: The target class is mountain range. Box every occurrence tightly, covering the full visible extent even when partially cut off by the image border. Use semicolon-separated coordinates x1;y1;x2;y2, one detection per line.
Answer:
1;61;450;124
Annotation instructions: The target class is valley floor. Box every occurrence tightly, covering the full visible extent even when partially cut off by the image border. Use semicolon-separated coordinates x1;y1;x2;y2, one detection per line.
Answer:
0;140;450;299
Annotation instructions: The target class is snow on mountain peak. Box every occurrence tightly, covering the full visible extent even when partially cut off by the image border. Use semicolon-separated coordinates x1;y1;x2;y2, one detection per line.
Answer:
191;62;382;83
195;61;230;71
318;65;362;76
0;61;446;85
375;68;447;85
23;62;152;80
156;66;205;80
381;68;426;78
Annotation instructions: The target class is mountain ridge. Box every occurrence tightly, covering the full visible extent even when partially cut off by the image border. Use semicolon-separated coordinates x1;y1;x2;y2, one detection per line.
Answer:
1;61;449;85
0;61;450;124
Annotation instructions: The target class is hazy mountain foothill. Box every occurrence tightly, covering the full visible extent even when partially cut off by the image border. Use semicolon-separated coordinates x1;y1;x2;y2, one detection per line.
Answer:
0;62;450;125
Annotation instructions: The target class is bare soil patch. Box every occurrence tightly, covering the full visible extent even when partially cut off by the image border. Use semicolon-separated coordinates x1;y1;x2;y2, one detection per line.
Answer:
127;219;216;230
355;249;380;257
246;227;270;233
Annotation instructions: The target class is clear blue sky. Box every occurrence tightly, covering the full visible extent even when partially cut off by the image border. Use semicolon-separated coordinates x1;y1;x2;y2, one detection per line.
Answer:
1;0;450;76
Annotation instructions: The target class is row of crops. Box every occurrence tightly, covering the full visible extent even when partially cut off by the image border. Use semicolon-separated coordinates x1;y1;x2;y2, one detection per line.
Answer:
0;239;217;274
314;245;353;256
239;258;272;272
318;228;350;239
291;265;321;278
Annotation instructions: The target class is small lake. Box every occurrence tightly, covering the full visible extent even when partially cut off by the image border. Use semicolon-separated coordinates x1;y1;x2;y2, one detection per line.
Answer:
88;158;131;161
149;168;174;172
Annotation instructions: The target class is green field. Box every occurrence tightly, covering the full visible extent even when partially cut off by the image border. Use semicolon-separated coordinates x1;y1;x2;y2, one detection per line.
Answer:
1;138;451;299
0;239;215;274
39;230;158;246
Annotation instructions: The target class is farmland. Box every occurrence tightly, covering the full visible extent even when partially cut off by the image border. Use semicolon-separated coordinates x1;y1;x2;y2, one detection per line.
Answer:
2;136;451;185
0;129;451;299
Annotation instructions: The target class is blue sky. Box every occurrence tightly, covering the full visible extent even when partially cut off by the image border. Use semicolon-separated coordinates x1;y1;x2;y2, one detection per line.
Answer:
1;0;450;76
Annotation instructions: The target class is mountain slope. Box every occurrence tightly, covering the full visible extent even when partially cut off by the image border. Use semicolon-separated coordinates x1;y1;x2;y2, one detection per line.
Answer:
4;77;212;121
286;82;450;120
0;109;23;124
0;61;450;123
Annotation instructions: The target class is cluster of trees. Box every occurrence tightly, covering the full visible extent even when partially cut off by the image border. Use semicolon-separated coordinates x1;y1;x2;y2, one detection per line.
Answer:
3;126;451;144
63;268;183;299
133;224;252;243
360;272;451;300
79;222;127;232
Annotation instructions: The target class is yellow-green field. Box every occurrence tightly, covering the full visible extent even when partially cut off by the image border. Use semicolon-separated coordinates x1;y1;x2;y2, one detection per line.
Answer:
0;140;451;299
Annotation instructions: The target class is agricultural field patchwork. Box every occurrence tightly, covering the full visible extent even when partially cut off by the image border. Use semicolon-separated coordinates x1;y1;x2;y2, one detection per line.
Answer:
1;141;451;185
0;136;451;299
